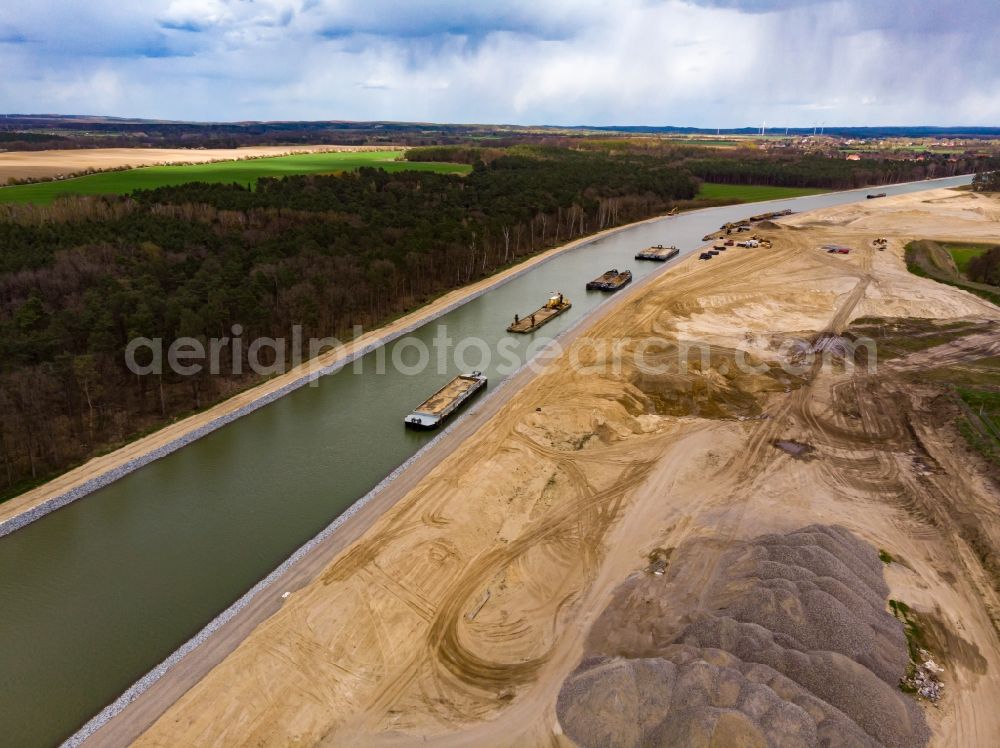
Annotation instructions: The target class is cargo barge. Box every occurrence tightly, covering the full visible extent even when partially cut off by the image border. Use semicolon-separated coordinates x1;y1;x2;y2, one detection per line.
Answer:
634;244;679;261
748;208;794;222
719;208;793;232
866;192;887;199
507;293;572;333
403;371;488;429
586;268;633;291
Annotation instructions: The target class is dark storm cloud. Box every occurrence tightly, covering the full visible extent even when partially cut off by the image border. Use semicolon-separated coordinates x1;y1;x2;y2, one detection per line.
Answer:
0;1;996;125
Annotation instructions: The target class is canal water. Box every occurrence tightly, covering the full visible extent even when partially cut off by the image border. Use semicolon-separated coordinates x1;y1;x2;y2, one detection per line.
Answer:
0;176;971;746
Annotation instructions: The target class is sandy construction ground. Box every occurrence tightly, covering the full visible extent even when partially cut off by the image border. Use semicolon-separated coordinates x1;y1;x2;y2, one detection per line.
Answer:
0;145;390;182
104;189;1000;747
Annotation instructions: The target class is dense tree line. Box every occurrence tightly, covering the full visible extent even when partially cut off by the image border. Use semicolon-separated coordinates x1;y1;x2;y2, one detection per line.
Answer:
0;131;71;151
968;246;1000;286
0;150;696;495
972;170;1000;192
407;145;997;190
683;153;993;189
0;117;539;151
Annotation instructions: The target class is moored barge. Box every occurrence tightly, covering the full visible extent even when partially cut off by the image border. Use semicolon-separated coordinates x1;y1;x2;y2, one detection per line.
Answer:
404;371;488;429
507;293;572;333
634;244;679;261
586;268;633;291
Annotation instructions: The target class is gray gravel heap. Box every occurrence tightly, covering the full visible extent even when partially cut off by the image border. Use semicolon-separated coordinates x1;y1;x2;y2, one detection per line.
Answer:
557;525;928;748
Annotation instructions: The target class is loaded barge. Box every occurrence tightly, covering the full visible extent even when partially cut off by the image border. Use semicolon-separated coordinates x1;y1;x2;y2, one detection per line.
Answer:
404;371;488;429
634;244;679;262
867;192;887;199
586;268;632;291
507;293;572;333
718;208;794;233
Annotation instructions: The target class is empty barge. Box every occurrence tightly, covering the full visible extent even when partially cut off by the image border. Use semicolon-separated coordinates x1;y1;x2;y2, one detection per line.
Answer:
404;371;488;429
586;268;633;291
507;293;571;333
634;244;679;261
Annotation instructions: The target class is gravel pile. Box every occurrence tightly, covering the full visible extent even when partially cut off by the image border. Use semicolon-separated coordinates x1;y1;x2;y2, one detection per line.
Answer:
558;525;929;748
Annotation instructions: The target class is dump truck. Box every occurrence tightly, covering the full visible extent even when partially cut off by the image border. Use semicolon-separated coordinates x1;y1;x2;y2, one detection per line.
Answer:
507;293;572;333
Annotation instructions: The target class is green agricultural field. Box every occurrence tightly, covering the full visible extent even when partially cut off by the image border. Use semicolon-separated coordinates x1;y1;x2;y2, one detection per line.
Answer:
944;242;990;274
904;240;1000;307
696;182;828;201
0;150;471;204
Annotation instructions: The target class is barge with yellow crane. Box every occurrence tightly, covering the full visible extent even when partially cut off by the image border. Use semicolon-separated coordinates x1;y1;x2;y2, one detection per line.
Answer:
507;293;571;333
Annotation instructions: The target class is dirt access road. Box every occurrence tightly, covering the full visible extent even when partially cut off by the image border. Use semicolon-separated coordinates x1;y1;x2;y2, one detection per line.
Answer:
105;189;1000;747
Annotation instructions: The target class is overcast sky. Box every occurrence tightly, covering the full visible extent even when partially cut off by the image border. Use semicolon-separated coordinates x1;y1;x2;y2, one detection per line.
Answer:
0;0;997;127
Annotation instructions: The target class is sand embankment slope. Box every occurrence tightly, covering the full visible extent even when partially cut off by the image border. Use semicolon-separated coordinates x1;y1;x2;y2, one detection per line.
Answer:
0;145;395;182
110;188;1000;747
